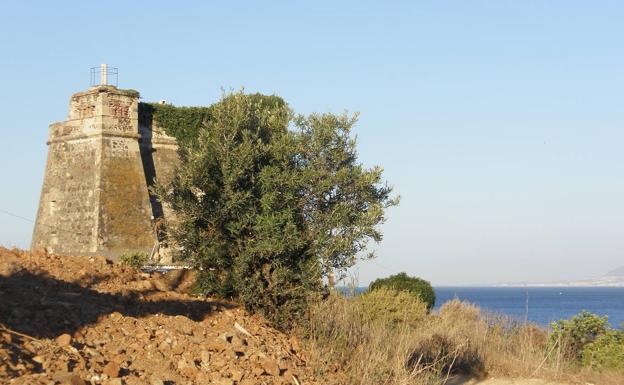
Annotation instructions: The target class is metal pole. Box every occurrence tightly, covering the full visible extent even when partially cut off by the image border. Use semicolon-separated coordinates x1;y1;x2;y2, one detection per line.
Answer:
100;64;108;85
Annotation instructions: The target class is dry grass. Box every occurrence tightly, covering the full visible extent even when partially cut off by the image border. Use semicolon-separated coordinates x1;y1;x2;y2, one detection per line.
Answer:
302;290;623;385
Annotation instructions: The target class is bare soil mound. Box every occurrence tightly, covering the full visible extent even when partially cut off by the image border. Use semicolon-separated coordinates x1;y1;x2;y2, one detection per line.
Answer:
0;247;337;385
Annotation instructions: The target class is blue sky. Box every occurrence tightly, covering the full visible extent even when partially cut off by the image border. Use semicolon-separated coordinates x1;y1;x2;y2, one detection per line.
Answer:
0;1;622;285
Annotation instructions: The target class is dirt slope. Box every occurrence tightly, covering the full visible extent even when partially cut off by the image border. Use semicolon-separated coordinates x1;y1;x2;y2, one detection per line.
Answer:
0;247;340;385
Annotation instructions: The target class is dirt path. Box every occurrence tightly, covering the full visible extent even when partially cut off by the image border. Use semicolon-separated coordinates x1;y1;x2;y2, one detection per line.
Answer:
447;377;571;385
468;380;567;385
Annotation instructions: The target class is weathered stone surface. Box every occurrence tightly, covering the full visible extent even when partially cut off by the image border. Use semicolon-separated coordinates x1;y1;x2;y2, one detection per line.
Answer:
31;85;179;261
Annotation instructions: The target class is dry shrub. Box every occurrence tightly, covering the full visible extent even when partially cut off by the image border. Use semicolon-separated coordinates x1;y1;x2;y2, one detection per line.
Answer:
434;303;624;385
305;292;488;385
406;333;485;378
409;300;488;380
305;289;436;385
357;288;428;327
433;300;550;378
304;293;623;385
437;299;480;323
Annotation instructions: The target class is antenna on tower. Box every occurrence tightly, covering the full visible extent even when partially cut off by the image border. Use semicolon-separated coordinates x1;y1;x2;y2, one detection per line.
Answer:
90;64;118;87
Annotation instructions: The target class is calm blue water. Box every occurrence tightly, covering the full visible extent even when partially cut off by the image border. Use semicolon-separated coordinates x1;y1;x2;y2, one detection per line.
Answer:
434;287;624;328
348;286;624;328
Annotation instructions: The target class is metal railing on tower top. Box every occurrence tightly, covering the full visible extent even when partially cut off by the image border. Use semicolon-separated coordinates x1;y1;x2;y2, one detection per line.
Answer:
90;64;118;87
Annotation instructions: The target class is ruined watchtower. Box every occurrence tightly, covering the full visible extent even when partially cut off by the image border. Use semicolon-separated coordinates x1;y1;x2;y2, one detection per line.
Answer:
32;65;178;259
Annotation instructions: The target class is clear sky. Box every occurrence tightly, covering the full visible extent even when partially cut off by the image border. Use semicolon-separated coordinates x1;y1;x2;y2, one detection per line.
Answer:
0;1;622;286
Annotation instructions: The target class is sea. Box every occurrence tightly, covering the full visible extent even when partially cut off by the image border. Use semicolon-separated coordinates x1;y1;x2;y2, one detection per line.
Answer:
435;287;624;328
351;287;624;328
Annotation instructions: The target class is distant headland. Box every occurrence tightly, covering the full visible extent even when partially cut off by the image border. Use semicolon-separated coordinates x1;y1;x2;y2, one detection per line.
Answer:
495;266;624;287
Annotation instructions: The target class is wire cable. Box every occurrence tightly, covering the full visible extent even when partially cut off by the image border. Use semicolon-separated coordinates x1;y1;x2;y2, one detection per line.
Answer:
0;209;35;223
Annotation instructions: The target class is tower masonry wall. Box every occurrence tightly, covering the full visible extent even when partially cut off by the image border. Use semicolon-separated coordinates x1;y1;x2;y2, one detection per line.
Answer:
32;86;179;259
31;137;102;254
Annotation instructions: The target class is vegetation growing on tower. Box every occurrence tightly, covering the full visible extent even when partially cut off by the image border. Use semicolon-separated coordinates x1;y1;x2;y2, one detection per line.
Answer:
139;94;286;146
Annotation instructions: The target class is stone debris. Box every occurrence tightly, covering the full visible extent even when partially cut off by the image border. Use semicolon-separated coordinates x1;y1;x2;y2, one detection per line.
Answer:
102;362;120;378
0;247;343;384
56;334;72;347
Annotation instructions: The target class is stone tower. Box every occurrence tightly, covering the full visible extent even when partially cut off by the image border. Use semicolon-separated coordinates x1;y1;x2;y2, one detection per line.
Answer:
32;66;176;258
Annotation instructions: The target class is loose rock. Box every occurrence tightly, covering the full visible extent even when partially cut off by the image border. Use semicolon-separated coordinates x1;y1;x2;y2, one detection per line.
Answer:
103;361;120;378
262;358;281;376
0;247;344;385
56;333;72;347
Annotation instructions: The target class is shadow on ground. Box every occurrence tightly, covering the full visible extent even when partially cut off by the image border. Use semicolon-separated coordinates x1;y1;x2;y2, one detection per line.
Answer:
0;269;233;340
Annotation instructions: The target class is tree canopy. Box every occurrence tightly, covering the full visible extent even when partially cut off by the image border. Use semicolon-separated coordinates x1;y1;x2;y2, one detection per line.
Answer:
156;91;398;328
369;272;436;310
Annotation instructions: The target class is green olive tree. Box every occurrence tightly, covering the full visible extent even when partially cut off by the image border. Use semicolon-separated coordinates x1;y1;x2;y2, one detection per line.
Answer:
157;91;398;328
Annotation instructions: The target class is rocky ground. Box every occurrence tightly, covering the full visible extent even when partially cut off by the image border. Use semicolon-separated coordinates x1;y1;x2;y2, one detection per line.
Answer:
0;247;342;385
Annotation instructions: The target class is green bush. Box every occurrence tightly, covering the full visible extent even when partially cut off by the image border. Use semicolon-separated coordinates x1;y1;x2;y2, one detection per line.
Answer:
118;251;148;269
581;329;624;370
550;311;610;360
369;272;435;310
